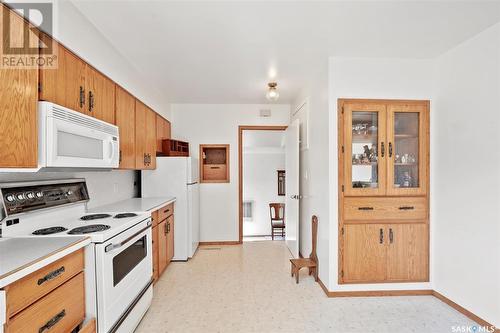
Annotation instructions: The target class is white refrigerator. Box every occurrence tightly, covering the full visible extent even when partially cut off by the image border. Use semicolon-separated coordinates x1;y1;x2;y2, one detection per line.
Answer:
142;157;200;260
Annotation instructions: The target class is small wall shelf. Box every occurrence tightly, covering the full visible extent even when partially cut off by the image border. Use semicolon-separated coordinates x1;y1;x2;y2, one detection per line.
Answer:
160;139;190;157
200;144;230;183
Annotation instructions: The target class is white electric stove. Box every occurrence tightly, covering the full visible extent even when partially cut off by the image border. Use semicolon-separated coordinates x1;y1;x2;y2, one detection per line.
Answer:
0;179;153;333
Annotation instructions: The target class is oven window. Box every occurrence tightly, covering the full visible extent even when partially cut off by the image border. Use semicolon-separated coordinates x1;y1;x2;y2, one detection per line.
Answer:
58;131;103;159
113;235;147;286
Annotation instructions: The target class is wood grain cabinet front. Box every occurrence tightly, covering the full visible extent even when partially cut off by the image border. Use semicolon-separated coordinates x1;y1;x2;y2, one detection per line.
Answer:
5;249;84;318
115;86;136;169
4;272;85;333
135;101;157;170
0;4;38;168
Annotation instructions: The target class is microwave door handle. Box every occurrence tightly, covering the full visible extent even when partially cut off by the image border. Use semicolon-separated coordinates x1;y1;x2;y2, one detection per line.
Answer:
108;139;115;160
105;222;152;252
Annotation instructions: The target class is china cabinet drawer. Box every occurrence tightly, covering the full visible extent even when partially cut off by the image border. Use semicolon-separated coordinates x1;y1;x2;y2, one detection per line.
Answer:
5;249;84;317
343;197;427;221
203;164;227;181
5;272;85;333
158;203;174;221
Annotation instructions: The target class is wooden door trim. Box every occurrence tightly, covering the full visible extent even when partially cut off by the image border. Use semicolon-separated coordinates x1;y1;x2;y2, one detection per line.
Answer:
238;125;288;244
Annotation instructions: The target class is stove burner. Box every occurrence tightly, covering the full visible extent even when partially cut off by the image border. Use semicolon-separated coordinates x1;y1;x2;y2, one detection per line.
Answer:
114;213;138;219
32;226;68;235
68;224;111;234
80;214;112;221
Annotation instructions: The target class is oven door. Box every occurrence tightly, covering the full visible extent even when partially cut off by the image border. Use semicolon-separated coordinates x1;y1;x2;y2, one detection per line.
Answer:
46;114;119;168
95;218;153;333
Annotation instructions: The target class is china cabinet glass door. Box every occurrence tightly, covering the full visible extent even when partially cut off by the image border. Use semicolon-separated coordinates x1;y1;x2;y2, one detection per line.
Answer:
386;103;427;196
344;103;387;196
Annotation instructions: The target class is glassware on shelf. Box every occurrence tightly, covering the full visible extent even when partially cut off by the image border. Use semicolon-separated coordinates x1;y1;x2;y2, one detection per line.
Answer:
351;111;379;189
393;112;419;188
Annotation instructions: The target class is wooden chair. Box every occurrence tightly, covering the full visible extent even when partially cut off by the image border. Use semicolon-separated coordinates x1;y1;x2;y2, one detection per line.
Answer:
290;215;318;284
269;203;285;240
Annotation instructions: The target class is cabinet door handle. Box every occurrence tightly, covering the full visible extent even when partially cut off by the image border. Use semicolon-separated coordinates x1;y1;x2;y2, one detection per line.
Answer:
88;91;94;112
358;207;374;211
379;228;384;244
388;142;393;157
38;309;65;333
37;266;65;285
380;142;385;158
389;228;394;243
164;223;168;235
79;86;85;108
167;222;170;233
398;206;415;210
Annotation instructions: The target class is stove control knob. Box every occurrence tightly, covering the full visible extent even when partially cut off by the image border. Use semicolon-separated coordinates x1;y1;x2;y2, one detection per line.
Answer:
26;192;35;199
16;193;26;201
66;190;73;196
5;194;15;202
35;191;43;198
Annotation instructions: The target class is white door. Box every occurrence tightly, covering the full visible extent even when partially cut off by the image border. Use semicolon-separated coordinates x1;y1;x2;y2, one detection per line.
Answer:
285;119;300;258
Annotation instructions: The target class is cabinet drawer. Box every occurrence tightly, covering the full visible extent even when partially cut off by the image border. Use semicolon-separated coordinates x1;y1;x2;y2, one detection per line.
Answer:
158;203;174;221
5;249;84;317
5;272;85;333
344;197;427;221
203;164;227;181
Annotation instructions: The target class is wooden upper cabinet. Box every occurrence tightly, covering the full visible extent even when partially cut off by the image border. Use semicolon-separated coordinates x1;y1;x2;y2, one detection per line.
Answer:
145;107;157;169
115;86;135;169
0;4;38;168
156;114;171;153
85;65;115;124
39;38;86;114
135;101;156;169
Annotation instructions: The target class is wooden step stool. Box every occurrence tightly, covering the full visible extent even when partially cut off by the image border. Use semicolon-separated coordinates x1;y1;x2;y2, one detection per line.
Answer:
290;215;318;284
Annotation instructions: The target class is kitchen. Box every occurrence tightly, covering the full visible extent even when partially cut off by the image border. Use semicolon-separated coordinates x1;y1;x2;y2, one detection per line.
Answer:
1;1;500;333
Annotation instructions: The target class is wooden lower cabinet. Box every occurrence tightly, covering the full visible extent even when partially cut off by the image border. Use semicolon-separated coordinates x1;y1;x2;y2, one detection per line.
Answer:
4;271;85;333
151;204;175;283
342;223;428;283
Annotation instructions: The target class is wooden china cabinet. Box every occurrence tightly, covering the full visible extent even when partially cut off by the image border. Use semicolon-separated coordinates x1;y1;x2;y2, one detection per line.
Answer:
338;99;429;284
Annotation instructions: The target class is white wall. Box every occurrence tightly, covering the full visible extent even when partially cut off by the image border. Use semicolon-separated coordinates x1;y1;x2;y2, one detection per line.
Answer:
328;57;435;291
292;59;330;285
432;23;500;327
53;1;170;119
0;170;138;209
243;151;285;236
171;104;290;242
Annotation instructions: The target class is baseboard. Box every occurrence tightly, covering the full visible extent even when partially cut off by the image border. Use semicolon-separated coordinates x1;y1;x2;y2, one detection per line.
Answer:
198;241;241;245
316;279;497;331
432;291;498;332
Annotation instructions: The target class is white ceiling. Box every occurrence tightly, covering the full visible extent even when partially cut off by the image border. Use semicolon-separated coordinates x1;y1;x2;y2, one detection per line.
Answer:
71;1;500;104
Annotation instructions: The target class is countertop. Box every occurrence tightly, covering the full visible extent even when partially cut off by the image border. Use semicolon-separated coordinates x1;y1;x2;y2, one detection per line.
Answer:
89;197;176;214
0;236;90;288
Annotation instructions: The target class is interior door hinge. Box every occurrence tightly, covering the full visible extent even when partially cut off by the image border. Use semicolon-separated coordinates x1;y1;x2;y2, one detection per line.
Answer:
38;82;41;93
341;270;344;278
341;145;344;153
341;227;344;235
341;185;344;192
341;106;344;114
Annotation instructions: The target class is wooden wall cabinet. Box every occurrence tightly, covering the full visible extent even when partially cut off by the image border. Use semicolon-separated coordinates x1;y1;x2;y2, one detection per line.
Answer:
200;144;230;183
135;101;157;169
39;39;115;124
0;4;38;168
115;86;136;169
156;114;171;153
339;99;430;284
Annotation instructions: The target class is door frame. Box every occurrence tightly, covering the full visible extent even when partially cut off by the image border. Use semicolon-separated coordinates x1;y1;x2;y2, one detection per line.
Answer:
238;125;288;243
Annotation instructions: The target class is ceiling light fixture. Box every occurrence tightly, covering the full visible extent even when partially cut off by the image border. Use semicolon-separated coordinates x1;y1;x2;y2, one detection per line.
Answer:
266;82;279;101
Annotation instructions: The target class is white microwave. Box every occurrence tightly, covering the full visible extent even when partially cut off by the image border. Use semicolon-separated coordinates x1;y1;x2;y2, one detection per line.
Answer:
36;101;120;170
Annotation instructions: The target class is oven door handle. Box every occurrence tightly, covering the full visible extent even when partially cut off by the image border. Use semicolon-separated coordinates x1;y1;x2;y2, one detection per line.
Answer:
105;222;151;253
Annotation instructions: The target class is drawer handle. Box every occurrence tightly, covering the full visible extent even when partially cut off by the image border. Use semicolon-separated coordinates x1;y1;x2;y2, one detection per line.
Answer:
399;206;415;210
358;207;374;211
39;309;66;333
210;166;220;169
163;209;170;214
37;266;65;285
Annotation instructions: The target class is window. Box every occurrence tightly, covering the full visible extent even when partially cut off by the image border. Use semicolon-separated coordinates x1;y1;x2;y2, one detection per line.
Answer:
277;170;285;196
